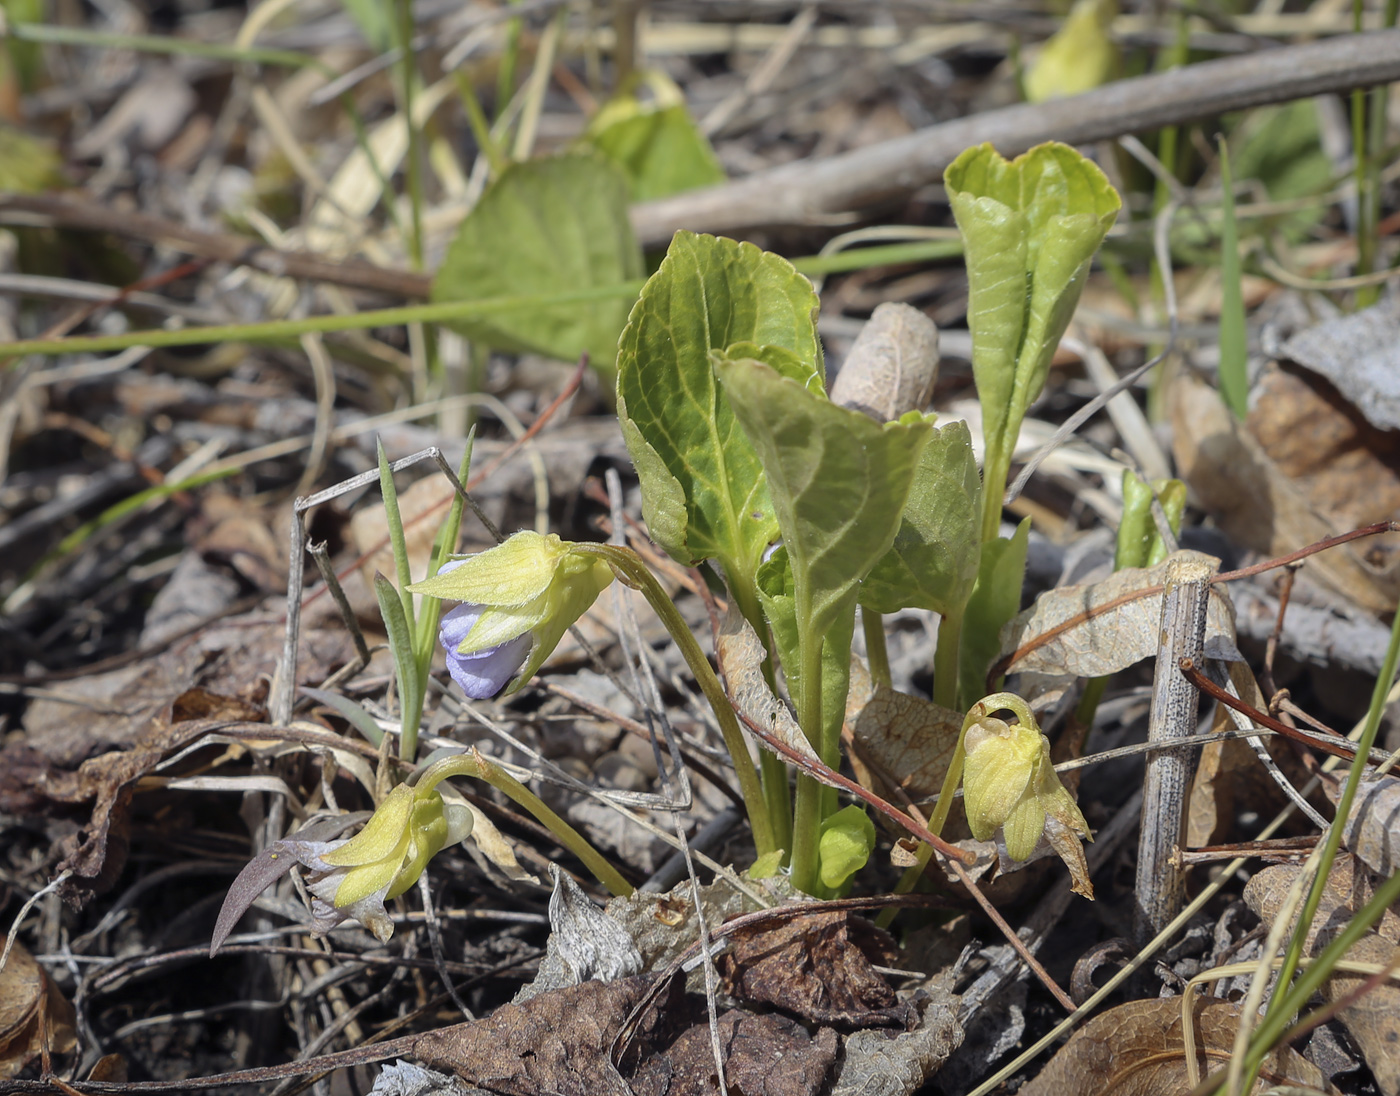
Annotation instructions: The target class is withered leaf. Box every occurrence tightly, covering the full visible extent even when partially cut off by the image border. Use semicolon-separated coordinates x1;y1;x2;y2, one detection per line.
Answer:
998;549;1234;679
1344;773;1400;878
39;718;236;907
0;941;76;1079
1020;997;1323;1096
718;910;912;1028
829;302;939;423
716;604;816;762
848;683;961;802
412;975;657;1096
630;1009;839;1096
1171;368;1400;613
831;984;963;1096
1246;859;1400;1095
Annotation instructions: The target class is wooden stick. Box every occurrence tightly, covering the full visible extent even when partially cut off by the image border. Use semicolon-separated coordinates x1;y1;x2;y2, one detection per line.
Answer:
631;30;1400;244
1134;554;1217;947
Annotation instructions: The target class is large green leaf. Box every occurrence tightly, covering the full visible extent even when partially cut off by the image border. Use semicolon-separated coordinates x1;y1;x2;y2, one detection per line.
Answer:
946;143;1119;534
432;154;643;371
860;417;982;618
587;101;725;202
958;517;1031;709
714;353;929;641
615;231;822;580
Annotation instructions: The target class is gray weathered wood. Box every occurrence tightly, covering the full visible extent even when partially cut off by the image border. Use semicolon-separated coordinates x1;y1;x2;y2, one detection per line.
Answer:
1134;554;1218;947
632;31;1400;244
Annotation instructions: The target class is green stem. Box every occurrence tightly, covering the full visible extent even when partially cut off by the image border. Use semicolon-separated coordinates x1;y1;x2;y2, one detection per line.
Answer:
979;448;1010;549
789;634;828;895
933;610;962;712
878;610;962;912
862;607;891;690
417;753;633;896
574;545;777;858
394;0;424;271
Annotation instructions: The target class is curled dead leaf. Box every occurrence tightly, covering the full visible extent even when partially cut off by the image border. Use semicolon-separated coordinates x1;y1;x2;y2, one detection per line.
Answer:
0;941;76;1079
847;683;961;803
998;549;1234;679
716;603;817;762
1020;996;1323;1096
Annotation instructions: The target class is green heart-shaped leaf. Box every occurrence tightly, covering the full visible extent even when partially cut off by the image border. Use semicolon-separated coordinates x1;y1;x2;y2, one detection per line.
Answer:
713;352;929;641
860;417;982;619
616;231;822;584
432;154;643;372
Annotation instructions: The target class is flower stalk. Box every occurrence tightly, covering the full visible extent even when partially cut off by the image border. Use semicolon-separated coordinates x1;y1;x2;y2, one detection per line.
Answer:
572;542;778;859
416;750;634;897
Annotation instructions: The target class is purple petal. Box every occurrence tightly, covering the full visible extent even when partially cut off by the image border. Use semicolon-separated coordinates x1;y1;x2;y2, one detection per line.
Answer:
439;602;483;649
444;631;532;698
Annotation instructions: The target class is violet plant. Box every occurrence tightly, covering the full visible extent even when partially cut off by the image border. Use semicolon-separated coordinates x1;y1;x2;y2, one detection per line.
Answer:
216;142;1124;948
615;141;1120;895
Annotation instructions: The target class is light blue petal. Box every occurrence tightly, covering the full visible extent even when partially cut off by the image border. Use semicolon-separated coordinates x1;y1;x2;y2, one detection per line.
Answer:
444;631;532;698
439;602;483;649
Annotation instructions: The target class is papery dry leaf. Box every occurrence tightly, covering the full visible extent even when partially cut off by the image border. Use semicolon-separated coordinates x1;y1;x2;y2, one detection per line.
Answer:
1171;369;1400;613
830;984;963;1096
1281;295;1400;433
0;941;76;1079
1244;859;1400;960
22;718;246;907
19;612;352;766
1344;774;1400;878
1019;997;1324;1096
1319;932;1400;1096
718;911;912;1028
412;975;655;1096
830;302;939;423
629;1010;839;1096
1245;860;1400;1095
998;549;1234;678
716;603;817;762
847;683;961;801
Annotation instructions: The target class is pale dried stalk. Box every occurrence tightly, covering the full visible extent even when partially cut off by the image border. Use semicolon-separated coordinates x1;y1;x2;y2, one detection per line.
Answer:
1134;554;1218;947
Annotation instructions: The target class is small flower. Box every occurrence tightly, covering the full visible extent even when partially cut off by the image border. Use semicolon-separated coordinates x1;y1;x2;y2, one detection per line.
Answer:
210;785;472;954
438;601;533;698
961;704;1090;863
409;531;614;698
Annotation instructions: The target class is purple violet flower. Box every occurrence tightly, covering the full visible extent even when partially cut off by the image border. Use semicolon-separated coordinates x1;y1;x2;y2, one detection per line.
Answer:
438;603;533;698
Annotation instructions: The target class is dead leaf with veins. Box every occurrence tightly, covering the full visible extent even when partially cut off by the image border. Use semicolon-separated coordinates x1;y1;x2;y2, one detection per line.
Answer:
0;941;76;1079
718;910;913;1028
1020;997;1324;1096
997;549;1234;679
716;603;817;762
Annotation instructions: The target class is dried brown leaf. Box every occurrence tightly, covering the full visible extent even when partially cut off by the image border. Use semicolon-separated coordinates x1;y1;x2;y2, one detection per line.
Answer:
0;941;76;1079
998;549;1234;678
1171;368;1400;613
847;683;961;802
413;975;654;1096
716;604;816;762
829;302;939;423
718;911;912;1028
1020;997;1323;1096
630;1010;839;1096
1244;860;1400;1095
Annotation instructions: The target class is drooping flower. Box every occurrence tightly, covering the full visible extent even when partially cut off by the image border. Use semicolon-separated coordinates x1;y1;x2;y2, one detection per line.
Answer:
409;531;615;698
437;601;534;698
961;709;1090;863
210;785;472;953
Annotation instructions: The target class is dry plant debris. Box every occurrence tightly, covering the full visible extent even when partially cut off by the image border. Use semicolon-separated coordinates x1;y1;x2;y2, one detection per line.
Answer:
3;0;1400;1094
